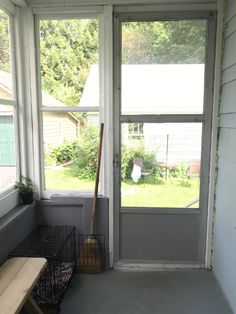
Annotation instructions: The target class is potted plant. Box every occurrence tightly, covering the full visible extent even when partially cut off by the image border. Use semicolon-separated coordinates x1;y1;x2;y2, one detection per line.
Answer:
14;177;34;204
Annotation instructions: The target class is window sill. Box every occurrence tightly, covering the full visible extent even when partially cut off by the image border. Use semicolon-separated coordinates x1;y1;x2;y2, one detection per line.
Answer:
0;189;20;218
0;202;35;234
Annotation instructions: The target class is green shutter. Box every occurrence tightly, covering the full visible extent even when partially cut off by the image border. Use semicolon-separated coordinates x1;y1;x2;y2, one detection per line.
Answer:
0;116;16;166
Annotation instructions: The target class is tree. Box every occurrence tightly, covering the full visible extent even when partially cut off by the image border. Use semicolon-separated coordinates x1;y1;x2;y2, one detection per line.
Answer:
0;15;206;104
122;20;206;64
40;19;98;106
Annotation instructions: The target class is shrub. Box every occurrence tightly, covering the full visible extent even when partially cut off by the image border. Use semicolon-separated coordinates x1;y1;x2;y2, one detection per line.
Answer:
46;126;99;180
76;125;99;180
169;162;191;185
50;140;79;164
121;143;158;181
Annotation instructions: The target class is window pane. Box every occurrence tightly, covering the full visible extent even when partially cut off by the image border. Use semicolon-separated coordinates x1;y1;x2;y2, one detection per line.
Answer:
39;19;99;107
121;123;202;208
121;20;206;115
0;10;13;100
43;112;99;190
0;105;16;192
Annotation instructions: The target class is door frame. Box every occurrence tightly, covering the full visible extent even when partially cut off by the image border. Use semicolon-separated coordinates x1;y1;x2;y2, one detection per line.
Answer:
113;8;217;265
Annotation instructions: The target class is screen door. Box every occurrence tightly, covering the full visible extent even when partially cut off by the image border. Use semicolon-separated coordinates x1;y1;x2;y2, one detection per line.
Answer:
113;10;216;265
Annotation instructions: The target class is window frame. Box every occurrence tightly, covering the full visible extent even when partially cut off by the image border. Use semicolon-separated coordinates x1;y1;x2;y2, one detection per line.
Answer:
35;11;104;199
0;4;21;216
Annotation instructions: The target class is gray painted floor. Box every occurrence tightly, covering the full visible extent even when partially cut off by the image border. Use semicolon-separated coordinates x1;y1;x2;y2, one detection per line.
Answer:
60;269;233;314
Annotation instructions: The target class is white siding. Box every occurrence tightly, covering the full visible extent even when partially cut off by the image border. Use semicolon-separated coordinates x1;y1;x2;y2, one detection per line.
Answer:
213;1;236;313
43;112;77;150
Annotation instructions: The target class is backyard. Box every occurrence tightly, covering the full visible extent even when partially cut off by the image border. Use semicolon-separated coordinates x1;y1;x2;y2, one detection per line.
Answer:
45;164;199;208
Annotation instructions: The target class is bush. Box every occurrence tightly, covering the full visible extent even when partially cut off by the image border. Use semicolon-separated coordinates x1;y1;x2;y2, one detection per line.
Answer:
46;126;99;180
76;125;99;180
169;162;191;180
121;143;158;181
50;140;79;164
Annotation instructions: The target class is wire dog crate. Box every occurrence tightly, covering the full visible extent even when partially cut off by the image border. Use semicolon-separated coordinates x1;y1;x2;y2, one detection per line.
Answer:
77;234;106;273
9;225;76;305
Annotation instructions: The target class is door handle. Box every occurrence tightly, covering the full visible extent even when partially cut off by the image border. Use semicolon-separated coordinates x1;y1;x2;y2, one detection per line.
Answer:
113;154;120;167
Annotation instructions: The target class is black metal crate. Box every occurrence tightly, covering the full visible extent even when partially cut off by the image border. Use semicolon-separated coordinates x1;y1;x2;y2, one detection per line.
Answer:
9;225;76;305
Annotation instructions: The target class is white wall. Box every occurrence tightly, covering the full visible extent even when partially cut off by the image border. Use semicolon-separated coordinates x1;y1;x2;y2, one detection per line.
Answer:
213;0;236;313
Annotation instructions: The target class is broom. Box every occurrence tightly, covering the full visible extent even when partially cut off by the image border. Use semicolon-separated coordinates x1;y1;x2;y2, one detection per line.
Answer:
76;123;104;273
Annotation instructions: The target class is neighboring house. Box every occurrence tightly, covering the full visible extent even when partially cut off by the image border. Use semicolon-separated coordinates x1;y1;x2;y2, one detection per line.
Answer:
80;64;204;167
41;93;80;151
0;70;80;153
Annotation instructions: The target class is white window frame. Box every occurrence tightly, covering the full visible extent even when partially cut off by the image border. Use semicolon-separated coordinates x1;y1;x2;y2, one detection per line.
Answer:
0;4;21;217
35;9;106;199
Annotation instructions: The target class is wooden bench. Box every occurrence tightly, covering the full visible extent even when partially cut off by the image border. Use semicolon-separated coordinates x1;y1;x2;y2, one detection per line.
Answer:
0;257;47;314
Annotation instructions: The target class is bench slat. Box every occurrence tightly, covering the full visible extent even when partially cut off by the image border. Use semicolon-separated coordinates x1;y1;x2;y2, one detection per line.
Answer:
0;258;28;296
0;257;47;314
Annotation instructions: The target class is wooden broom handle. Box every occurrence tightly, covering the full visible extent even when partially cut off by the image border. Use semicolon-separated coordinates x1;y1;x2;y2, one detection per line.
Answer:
90;123;104;235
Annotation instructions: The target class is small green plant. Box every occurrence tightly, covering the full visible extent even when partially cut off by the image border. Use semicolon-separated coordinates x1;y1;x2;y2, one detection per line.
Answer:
170;162;191;185
14;177;33;193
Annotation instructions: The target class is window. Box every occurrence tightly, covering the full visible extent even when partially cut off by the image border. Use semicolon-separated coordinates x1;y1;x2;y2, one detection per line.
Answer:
128;123;144;139
38;17;100;195
0;8;19;196
116;16;210;209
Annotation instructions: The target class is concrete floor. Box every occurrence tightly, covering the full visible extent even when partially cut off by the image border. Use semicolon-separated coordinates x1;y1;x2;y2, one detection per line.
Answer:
60;269;233;314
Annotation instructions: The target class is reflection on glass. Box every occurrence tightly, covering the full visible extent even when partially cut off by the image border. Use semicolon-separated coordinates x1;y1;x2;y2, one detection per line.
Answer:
121;123;202;208
40;19;99;107
43;112;99;190
0;10;13;100
121;20;206;114
0;106;16;191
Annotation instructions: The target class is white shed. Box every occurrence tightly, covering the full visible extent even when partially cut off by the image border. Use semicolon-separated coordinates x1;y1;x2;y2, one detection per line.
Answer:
81;64;204;165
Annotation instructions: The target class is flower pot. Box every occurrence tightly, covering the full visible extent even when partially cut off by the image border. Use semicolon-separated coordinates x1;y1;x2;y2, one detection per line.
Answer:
21;191;33;204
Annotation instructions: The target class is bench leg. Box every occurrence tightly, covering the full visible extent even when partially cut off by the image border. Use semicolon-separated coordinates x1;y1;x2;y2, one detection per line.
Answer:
24;295;43;314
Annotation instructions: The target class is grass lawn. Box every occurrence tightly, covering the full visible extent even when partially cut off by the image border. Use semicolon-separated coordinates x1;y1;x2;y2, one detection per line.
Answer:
121;178;199;207
45;165;94;190
45;165;199;208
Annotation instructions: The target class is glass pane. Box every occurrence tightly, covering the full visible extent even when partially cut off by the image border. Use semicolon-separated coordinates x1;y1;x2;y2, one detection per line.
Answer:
0;10;13;100
0;105;16;192
39;19;99;107
121;20;206;115
43;111;99;190
121;123;202;208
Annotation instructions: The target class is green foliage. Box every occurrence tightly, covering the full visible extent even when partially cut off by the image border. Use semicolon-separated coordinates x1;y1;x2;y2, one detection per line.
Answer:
47;125;99;180
122;20;206;64
40;19;98;106
121;143;158;181
50;140;79;164
15;177;33;192
76;125;98;180
0;10;10;72
169;162;191;185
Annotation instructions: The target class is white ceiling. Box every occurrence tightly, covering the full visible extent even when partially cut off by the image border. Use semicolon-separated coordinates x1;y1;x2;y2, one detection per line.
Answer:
20;0;217;8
